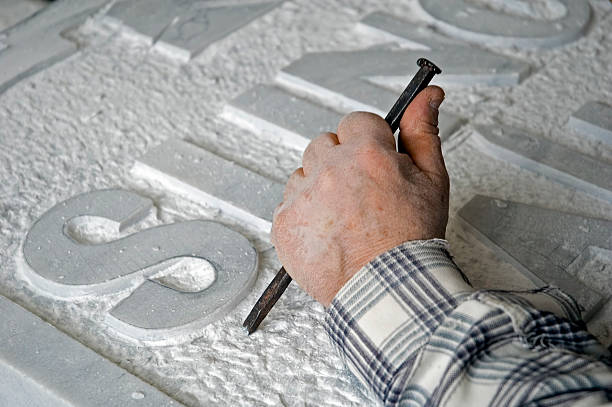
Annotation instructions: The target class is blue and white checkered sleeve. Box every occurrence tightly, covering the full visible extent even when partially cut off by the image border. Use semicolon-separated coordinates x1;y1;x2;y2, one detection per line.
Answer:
325;239;612;406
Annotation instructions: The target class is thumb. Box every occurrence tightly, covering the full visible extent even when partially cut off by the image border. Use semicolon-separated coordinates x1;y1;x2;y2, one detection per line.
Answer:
398;86;447;182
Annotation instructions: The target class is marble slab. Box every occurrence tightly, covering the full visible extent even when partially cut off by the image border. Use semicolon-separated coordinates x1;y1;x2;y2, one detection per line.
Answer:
106;0;280;60
472;125;612;203
22;189;258;344
0;0;106;94
458;195;609;319
417;0;591;48
569;101;612;145
0;294;182;406
132;139;284;234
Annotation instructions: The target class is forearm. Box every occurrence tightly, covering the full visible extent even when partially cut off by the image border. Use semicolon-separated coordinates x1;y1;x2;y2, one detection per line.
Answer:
325;240;612;406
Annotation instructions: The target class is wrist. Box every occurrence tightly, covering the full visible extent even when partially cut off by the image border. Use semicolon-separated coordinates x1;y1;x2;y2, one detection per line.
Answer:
330;239;466;306
325;238;473;395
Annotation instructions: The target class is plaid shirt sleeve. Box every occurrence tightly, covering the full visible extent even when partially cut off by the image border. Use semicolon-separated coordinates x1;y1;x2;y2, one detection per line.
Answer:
325;239;612;406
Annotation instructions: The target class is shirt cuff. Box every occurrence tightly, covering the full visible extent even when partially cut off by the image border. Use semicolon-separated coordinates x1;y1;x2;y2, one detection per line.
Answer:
324;239;474;399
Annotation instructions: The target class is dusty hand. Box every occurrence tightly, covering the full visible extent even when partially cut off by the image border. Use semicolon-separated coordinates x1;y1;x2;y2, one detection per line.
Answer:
271;86;449;306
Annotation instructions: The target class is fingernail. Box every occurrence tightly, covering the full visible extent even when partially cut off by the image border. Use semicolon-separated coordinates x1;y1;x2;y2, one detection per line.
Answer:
429;99;443;126
429;98;444;110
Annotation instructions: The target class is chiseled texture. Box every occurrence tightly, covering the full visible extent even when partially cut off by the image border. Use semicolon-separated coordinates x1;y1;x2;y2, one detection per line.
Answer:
326;240;612;406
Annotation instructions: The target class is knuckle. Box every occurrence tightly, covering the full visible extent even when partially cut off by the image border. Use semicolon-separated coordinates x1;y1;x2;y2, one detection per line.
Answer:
314;164;338;191
339;111;383;132
286;168;304;186
354;142;395;177
302;140;316;162
339;111;366;126
414;119;440;137
271;206;289;240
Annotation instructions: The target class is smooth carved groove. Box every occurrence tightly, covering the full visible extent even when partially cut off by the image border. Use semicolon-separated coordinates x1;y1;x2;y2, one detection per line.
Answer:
0;0;106;94
225;10;536;152
223;84;345;152
105;0;280;60
277;49;526;108
276;48;470;141
569;101;612;145
22;189;258;344
224;10;537;154
471;125;612;203
0;295;180;406
131;139;283;234
358;12;531;86
458;195;609;319
417;0;591;48
275;44;518;139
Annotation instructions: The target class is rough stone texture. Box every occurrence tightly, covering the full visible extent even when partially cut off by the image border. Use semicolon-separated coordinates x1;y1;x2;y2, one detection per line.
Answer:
417;0;592;48
0;0;106;94
132;139;284;234
471;125;612;203
105;0;280;61
223;84;343;151
569;101;612;145
0;294;182;406
0;0;611;406
22;189;258;344
458;195;609;319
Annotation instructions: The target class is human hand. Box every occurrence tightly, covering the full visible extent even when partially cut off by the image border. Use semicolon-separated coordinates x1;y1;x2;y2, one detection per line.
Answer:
271;86;449;306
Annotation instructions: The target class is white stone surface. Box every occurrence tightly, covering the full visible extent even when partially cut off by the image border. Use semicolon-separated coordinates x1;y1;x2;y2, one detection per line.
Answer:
471;125;612;203
0;0;46;32
132;139;284;234
358;12;531;86
458;195;609;319
22;189;258;344
224;9;536;152
276;50;464;141
223;84;343;151
569;101;612;145
105;0;280;60
0;0;106;94
0;294;182;406
277;48;527;108
0;0;611;405
417;0;592;48
0;362;70;407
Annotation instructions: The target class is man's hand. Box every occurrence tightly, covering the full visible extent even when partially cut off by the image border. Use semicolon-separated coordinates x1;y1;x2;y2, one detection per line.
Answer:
271;86;449;306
